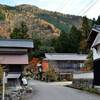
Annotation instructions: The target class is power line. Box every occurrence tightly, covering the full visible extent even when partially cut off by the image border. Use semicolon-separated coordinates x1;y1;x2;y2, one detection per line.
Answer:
59;0;70;12
63;0;76;13
78;0;94;15
56;0;66;11
81;0;98;16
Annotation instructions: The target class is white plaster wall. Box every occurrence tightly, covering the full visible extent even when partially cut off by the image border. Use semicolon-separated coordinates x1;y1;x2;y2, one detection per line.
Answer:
73;72;93;79
92;47;100;60
92;32;100;47
91;32;100;60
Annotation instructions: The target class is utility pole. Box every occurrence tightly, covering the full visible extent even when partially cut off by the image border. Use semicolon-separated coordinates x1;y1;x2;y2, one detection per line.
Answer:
2;72;5;100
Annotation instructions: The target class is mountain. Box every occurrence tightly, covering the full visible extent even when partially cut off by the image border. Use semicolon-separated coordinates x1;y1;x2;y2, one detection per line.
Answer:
0;4;91;41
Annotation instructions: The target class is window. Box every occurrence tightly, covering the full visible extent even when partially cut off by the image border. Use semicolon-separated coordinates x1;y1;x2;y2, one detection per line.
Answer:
80;63;84;68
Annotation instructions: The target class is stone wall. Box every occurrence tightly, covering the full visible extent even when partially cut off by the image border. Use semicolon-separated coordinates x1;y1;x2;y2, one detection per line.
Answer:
5;88;27;100
0;88;28;100
72;79;93;88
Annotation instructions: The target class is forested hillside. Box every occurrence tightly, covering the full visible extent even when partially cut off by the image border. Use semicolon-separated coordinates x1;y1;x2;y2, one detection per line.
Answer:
0;4;91;41
0;4;59;41
0;4;95;60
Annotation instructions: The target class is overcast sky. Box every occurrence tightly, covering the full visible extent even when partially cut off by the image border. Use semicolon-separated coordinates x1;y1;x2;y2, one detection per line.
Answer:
0;0;99;19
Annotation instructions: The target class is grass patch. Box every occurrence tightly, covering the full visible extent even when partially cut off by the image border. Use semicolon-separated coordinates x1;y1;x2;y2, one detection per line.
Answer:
66;85;100;95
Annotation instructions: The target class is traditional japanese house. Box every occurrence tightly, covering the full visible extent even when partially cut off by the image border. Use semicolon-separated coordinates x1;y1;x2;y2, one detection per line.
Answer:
85;25;100;87
0;39;33;89
44;53;88;80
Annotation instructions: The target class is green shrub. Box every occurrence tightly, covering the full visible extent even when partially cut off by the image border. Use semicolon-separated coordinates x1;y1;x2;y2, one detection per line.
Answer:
50;78;55;82
68;77;74;81
63;79;67;82
88;88;99;93
0;86;3;93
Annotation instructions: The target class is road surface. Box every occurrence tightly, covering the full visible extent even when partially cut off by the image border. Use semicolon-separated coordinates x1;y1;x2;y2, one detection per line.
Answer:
25;80;100;100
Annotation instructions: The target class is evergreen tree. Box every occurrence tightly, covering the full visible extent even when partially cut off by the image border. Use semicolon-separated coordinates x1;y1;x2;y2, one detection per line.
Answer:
33;46;55;58
69;26;82;53
79;16;90;53
33;39;41;50
92;18;96;26
51;38;56;47
81;16;90;39
58;30;68;53
54;38;63;53
96;15;100;25
10;21;30;39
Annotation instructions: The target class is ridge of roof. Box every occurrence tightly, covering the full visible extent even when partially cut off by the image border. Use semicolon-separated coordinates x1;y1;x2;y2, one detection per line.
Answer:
0;39;33;48
0;39;33;42
45;53;88;56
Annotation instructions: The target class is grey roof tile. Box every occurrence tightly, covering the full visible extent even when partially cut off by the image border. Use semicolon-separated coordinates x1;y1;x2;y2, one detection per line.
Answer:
45;53;88;61
0;39;33;48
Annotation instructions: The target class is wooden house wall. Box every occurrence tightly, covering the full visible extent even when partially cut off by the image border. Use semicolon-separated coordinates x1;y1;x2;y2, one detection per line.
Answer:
46;60;84;72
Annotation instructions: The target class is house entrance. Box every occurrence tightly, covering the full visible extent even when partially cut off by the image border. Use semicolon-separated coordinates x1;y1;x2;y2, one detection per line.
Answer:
94;60;100;86
9;65;22;72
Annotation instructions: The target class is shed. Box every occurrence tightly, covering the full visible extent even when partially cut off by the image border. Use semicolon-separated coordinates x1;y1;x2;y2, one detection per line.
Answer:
0;39;33;88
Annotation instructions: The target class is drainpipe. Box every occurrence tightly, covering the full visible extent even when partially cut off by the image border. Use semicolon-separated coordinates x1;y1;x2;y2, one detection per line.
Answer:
2;72;5;100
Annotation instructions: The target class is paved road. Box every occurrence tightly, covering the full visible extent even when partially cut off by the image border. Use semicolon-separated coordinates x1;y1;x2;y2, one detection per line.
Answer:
25;80;100;100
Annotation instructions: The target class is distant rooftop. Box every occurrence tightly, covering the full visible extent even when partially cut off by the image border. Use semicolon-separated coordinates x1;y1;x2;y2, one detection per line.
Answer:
44;53;88;61
0;39;33;48
92;24;100;31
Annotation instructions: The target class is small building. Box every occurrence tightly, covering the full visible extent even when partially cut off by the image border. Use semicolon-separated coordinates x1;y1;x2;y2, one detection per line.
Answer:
44;53;88;80
0;39;33;89
85;25;100;86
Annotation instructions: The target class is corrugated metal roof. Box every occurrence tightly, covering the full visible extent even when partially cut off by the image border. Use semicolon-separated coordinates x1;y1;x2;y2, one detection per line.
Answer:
0;39;33;48
45;53;88;61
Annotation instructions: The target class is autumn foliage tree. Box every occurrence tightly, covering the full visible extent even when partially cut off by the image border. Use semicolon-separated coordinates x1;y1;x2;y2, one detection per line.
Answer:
0;10;5;20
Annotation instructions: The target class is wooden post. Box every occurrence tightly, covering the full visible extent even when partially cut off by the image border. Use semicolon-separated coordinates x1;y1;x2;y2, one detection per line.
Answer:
27;76;31;90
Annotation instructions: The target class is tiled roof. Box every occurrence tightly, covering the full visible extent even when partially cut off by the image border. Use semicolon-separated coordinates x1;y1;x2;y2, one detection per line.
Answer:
45;53;88;61
85;25;100;48
0;39;33;48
